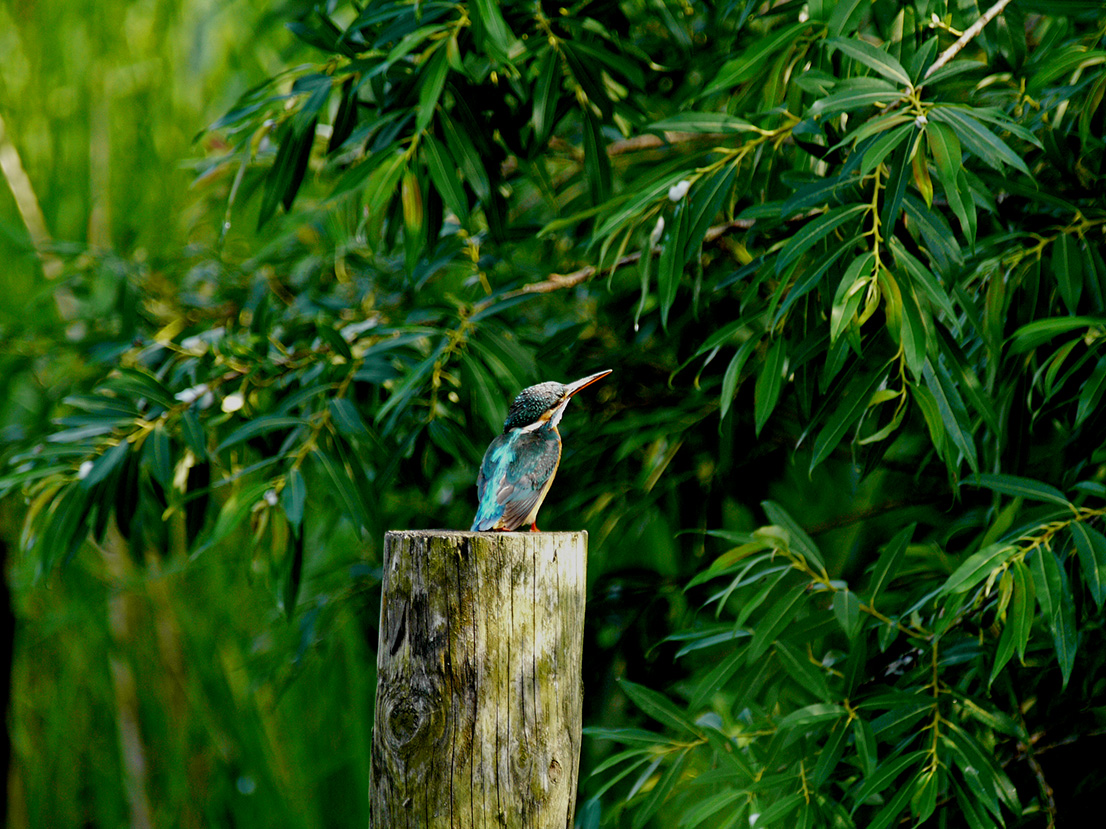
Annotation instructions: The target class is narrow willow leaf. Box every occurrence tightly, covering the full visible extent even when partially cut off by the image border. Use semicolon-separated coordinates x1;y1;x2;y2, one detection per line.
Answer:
922;359;978;473
776;641;831;701
311;448;370;530
690;648;745;709
416;47;448;133
754;338;788;436
720;336;761;421
931;107;1030;176
967;473;1071;507
854;717;877;778
701;21;809;96
683;162;738;266
747;581;808;661
80;441;129;490
283;525;305;619
282;466;306;529
619;679;701;735
811;721;849;786
869;523;914;606
811;78;901;117
778;702;847;730
192;480;272;557
809;366;888;472
658;201;688;329
1009;315;1105;354
1071;522;1106;608
1012;560;1035;662
1052;233;1084;314
762;501;826;572
776;204;867;274
646;112;758;134
582;109;611;203
942;721;1020;812
828;36;911;85
860;123;912;176
851;750;926;807
927;120;962;186
215;416;307;453
833;588;862;639
631;749;688;829
531;48;560;145
422;133;468;222
879;126;918;233
1030;546;1077;688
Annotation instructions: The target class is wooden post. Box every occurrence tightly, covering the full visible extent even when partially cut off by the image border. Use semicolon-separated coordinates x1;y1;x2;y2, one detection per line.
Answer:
371;530;587;829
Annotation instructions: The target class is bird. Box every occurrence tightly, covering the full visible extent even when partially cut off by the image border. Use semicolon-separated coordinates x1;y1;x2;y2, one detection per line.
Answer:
471;370;612;532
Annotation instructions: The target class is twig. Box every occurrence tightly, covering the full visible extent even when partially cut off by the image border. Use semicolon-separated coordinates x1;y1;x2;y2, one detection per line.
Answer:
923;0;1014;81
478;209;822;308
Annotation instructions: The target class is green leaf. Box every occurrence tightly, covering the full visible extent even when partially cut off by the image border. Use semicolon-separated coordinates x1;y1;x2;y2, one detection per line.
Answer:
79;440;129;490
809;366;888;472
416;47;448;133
283;525;305;619
942;720;1020;813
470;0;514;53
776;204;867;274
779;703;848;731
860;123;912;176
1009;315;1105;354
619;679;701;736
215;416;307;453
754;337;788;436
582;109;611;203
879;125;918;232
282;466;306;529
762;501;825;572
646;112;758;134
422;133;468;223
1030;546;1078;688
658;200;688;329
853;717;877;778
930;107;1030;176
192;480;272;557
631;749;688;829
776;641;831;701
811;78;901;117
851;750;926;810
967;473;1071;507
833;588;862;639
926;120;962;187
720;336;761;421
747;581;808;661
1077;356;1106;425
701;21;809;96
311;448;370;530
922;359;978;473
868;523;914;606
1052;233;1084;314
941;543;1013;595
827;37;912;86
1072;522;1106;608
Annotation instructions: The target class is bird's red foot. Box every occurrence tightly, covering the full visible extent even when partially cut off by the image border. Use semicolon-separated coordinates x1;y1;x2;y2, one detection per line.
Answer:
529;522;539;532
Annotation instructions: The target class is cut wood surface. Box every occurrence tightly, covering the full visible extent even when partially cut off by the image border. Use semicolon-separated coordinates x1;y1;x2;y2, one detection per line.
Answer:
371;530;587;828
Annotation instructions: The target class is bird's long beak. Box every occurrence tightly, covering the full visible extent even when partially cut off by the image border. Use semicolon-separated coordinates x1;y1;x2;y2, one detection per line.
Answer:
563;369;612;398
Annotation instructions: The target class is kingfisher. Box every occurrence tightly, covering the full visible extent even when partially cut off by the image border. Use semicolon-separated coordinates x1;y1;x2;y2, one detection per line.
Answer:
471;369;612;532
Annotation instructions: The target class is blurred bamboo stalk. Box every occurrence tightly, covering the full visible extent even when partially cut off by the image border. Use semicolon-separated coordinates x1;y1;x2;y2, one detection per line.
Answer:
101;524;153;829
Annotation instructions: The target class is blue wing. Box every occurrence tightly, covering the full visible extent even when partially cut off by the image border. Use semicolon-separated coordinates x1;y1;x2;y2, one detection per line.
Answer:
471;430;561;531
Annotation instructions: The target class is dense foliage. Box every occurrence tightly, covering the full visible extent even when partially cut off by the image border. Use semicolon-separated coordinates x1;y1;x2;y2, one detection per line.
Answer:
4;0;1106;826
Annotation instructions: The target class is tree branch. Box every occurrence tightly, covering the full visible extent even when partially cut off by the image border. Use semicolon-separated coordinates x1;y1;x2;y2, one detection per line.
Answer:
923;0;1014;81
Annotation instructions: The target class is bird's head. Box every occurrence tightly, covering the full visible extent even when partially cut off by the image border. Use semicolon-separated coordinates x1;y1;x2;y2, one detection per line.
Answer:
502;370;612;432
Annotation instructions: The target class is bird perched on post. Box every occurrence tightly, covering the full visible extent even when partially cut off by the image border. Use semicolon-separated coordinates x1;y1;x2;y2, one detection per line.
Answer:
471;370;612;532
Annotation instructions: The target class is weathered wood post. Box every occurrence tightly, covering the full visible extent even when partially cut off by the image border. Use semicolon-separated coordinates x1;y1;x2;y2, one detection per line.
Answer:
371;530;587;828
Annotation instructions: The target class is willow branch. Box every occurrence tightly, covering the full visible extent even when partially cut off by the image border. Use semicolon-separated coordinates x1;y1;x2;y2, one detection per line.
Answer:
923;0;1014;81
478;210;822;307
